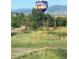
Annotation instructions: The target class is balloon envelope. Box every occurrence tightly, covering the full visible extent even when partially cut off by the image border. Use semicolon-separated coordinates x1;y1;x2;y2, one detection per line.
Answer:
34;0;48;13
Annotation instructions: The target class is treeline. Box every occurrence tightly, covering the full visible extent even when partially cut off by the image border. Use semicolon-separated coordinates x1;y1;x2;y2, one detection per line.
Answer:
11;9;67;30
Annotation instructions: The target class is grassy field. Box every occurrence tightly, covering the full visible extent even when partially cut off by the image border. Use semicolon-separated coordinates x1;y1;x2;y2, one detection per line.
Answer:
11;27;67;59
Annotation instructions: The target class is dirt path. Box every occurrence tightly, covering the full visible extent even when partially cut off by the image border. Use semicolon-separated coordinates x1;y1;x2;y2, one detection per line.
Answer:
11;46;65;59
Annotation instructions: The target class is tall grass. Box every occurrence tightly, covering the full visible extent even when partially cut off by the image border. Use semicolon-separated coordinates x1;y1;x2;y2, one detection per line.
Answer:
11;27;67;48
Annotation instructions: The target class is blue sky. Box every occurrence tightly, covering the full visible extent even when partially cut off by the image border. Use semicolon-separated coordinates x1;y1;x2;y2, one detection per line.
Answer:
11;0;67;10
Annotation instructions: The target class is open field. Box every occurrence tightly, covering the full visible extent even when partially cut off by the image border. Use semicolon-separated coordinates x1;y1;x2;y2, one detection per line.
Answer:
11;27;67;59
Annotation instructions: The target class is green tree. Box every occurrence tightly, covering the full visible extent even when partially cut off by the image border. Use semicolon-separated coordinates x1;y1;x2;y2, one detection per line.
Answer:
11;13;20;28
29;9;45;30
11;13;30;28
55;17;67;27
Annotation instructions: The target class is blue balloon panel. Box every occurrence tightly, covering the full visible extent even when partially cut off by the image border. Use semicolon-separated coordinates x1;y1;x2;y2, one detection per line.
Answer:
34;0;48;13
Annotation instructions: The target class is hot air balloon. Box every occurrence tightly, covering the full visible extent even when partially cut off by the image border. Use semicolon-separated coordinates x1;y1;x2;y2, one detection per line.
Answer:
34;0;48;13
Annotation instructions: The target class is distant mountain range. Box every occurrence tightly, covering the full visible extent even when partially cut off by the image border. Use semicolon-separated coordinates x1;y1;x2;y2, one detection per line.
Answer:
11;5;67;15
12;8;32;14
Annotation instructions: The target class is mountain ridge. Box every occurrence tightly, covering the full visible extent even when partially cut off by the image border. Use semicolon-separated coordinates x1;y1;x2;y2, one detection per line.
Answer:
11;5;67;15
